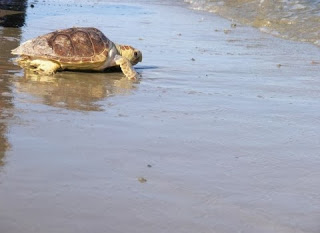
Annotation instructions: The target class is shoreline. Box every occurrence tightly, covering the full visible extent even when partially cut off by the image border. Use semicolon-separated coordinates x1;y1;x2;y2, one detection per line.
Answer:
1;1;320;233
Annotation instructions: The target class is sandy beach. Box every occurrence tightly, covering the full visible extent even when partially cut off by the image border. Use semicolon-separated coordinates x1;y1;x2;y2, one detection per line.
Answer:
1;0;320;232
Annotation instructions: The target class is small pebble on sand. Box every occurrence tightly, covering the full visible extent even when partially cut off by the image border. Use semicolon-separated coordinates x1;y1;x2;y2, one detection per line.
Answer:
138;177;147;183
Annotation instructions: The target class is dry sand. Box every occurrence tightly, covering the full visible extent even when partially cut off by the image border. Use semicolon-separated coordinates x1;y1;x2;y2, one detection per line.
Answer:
0;1;320;233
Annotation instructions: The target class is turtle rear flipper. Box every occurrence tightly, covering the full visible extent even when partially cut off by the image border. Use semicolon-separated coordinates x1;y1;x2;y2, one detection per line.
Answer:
17;57;61;74
114;55;138;80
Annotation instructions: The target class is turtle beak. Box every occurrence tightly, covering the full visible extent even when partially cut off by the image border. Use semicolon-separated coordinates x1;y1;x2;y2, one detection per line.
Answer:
132;51;142;65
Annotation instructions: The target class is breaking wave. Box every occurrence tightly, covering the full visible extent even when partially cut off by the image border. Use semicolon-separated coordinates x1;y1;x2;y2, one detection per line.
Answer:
184;0;320;46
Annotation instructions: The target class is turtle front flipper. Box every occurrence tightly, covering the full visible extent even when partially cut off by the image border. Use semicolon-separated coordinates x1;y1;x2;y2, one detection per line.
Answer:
114;55;138;80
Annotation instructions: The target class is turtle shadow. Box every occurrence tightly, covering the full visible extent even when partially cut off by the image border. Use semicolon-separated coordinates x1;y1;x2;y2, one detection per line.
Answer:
15;71;136;112
135;65;159;70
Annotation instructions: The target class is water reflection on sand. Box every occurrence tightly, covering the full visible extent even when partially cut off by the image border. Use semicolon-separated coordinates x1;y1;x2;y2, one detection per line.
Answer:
0;76;11;166
15;71;135;111
0;0;27;165
0;29;16;166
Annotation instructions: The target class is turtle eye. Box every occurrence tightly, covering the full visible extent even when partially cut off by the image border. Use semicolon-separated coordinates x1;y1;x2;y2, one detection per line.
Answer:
134;51;138;57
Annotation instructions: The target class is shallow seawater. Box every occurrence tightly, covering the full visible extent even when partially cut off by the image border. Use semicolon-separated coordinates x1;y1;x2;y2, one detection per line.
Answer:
1;0;320;233
185;0;320;46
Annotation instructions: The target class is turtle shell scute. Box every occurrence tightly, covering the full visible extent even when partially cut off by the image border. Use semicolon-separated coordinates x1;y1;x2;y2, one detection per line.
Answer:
47;28;110;62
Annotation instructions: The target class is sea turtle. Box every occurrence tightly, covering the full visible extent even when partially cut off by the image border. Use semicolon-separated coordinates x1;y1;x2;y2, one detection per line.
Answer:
11;27;142;80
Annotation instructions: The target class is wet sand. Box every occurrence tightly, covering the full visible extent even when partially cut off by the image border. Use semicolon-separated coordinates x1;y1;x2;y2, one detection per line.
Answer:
1;1;320;233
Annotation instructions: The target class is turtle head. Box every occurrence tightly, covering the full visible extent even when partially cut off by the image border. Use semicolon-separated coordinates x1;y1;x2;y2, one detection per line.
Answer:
116;44;142;66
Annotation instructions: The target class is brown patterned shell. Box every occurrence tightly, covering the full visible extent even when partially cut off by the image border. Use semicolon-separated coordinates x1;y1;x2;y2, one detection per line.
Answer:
20;27;112;64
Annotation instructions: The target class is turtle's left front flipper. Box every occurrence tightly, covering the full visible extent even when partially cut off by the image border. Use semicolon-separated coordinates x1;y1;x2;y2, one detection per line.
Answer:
114;55;138;80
